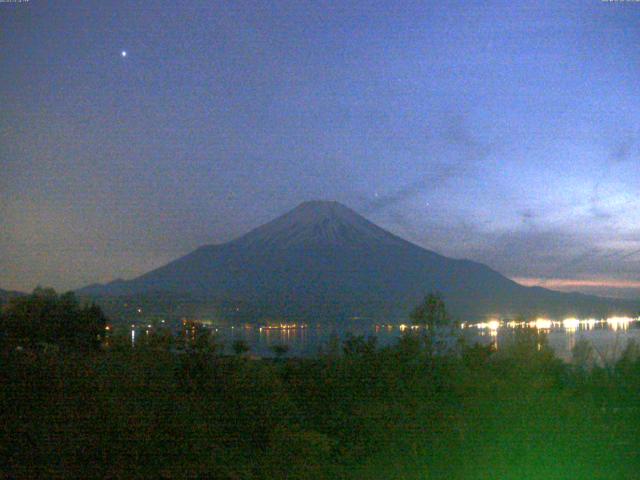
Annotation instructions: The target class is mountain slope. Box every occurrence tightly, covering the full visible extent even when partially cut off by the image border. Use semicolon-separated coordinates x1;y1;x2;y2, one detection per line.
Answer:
79;201;639;322
0;288;25;307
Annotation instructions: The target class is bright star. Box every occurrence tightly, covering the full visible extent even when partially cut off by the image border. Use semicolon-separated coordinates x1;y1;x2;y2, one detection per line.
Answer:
121;51;127;58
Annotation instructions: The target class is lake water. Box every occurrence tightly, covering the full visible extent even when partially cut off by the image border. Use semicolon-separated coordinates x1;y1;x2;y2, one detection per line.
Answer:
156;316;640;362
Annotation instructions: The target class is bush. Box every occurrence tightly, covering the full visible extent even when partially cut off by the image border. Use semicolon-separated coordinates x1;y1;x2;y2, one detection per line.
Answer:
0;288;107;351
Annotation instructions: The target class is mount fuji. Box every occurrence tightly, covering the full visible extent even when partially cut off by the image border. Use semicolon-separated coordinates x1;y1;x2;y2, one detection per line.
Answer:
79;201;638;322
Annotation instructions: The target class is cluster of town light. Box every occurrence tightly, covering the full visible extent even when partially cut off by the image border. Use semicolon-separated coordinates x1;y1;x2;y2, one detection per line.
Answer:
114;316;637;337
470;316;637;333
398;324;422;332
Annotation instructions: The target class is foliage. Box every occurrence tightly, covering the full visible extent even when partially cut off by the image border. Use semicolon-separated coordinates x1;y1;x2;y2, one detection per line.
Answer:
342;333;377;356
410;292;451;329
0;287;107;351
270;343;290;359
231;338;250;356
572;337;595;372
2;295;640;478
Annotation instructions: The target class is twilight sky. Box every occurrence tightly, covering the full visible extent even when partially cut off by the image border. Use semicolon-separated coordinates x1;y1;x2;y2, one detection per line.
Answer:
2;1;640;298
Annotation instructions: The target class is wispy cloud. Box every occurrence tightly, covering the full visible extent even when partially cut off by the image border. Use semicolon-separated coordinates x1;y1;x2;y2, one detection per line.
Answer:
362;114;495;214
610;133;636;163
363;166;460;213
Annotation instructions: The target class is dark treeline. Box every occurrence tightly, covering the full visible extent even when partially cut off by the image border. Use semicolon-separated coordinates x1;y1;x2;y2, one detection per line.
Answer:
0;287;106;351
2;291;640;478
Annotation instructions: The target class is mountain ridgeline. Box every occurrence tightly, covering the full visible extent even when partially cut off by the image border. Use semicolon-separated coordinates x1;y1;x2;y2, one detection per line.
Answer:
79;201;639;322
0;288;24;307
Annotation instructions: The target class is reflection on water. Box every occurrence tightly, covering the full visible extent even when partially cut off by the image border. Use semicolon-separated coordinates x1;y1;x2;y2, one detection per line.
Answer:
468;316;639;362
128;316;640;361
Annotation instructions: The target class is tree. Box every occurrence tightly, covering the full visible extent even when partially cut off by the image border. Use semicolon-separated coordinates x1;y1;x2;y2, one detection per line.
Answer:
191;328;222;355
410;292;450;330
0;287;107;351
232;339;250;356
270;343;290;359
409;292;452;358
342;333;377;357
572;337;595;373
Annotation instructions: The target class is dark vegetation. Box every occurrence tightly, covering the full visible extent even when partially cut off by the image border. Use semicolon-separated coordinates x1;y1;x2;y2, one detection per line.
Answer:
2;290;640;478
0;287;106;351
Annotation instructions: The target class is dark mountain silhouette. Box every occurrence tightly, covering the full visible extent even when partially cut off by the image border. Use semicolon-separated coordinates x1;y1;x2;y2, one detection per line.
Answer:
79;201;639;322
0;288;25;306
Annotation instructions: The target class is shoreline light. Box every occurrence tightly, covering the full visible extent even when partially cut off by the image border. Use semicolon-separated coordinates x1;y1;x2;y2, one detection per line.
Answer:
534;318;553;330
563;318;580;331
606;316;632;331
487;320;500;331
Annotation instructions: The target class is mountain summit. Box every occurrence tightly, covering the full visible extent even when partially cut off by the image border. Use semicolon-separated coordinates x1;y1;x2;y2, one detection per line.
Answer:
234;200;409;251
80;201;637;322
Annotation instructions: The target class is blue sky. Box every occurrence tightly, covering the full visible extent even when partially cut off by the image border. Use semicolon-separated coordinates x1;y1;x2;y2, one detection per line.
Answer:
2;0;640;297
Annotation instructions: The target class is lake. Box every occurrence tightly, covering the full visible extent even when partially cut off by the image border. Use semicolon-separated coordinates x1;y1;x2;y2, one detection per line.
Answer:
134;315;640;361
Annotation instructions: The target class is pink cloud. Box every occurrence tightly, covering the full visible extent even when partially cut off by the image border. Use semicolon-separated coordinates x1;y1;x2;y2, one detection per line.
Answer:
513;277;640;290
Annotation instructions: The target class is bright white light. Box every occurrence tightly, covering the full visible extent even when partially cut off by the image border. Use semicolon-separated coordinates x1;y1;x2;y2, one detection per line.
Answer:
487;320;500;331
563;318;580;330
121;50;127;57
606;316;632;331
535;318;552;330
